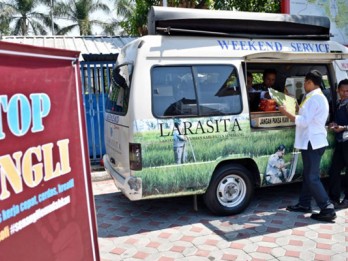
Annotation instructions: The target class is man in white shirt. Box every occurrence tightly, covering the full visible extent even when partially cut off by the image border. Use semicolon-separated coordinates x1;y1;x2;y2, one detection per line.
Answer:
278;70;336;222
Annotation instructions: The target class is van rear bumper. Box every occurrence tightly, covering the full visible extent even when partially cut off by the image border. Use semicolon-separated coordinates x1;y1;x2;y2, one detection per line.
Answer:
103;154;143;200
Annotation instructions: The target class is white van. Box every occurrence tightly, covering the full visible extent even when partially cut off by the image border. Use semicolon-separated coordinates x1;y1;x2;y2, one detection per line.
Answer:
103;7;348;215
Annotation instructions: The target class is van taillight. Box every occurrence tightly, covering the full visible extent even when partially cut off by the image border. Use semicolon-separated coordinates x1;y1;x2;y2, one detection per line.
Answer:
129;143;142;170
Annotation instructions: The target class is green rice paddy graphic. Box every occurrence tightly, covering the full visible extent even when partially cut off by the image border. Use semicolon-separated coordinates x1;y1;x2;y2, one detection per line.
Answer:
133;116;334;198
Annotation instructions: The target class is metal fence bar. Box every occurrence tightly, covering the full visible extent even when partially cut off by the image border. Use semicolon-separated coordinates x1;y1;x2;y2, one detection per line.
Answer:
87;63;97;161
93;65;103;160
80;61;114;164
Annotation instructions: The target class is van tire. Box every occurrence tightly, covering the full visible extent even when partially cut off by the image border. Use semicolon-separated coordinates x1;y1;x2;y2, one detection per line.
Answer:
204;164;254;215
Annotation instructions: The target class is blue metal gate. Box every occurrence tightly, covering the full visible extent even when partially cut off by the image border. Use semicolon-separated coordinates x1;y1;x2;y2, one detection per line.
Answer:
80;61;114;164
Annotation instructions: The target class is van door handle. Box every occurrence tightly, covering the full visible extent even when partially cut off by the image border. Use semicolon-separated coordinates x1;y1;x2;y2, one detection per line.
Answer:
110;157;115;164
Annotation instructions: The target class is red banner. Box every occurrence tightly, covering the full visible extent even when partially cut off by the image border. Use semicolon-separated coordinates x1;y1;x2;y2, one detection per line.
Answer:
0;42;99;260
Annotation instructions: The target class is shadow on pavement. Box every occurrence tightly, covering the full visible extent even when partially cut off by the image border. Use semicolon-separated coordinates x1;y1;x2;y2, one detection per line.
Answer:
94;181;325;240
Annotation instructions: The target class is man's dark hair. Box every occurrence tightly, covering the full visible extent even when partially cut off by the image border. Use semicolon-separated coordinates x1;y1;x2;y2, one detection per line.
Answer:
338;79;348;89
276;144;286;152
263;68;277;79
305;70;322;86
174;118;181;129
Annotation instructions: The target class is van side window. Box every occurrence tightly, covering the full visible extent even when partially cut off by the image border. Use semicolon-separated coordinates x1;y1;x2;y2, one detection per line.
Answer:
247;63;333;129
105;64;132;115
152;65;242;117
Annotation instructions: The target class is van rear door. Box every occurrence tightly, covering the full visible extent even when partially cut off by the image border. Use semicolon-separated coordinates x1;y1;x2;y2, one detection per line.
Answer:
104;63;133;183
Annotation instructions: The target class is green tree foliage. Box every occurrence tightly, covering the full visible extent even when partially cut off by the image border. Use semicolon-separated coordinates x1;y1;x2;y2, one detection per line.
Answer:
0;0;281;36
102;0;133;35
0;6;12;35
0;0;56;35
119;0;211;36
118;0;280;36
118;0;155;36
213;0;280;13
54;0;110;35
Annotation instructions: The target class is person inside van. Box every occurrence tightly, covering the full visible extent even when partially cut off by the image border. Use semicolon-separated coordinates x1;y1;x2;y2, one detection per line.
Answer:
253;68;278;92
246;72;255;92
248;69;277;111
247;72;259;111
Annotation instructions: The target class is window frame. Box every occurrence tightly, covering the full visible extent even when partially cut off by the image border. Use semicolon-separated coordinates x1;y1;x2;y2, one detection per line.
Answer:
244;62;335;129
151;64;242;118
105;62;133;116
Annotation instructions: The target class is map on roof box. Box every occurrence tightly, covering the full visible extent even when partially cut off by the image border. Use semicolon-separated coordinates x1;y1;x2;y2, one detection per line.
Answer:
290;0;348;45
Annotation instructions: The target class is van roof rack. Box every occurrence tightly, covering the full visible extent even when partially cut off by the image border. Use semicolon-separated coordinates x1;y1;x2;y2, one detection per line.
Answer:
147;6;331;40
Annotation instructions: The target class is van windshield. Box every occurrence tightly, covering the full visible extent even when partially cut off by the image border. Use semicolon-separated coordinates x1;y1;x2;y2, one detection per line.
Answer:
105;63;132;115
151;65;242;117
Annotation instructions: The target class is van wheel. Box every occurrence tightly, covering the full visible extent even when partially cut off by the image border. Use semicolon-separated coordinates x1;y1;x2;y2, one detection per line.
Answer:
204;164;254;215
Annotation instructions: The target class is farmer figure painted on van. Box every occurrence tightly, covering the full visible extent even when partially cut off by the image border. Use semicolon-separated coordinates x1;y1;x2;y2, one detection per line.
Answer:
265;145;290;184
173;119;187;164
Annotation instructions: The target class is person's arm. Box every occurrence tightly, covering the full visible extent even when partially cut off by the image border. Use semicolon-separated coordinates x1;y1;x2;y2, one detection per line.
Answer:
260;91;271;99
177;129;187;141
279;96;320;126
278;105;296;122
332;125;348;133
177;134;187;141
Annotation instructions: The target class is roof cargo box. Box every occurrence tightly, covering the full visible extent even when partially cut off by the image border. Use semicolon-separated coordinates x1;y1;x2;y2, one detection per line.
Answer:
147;6;331;40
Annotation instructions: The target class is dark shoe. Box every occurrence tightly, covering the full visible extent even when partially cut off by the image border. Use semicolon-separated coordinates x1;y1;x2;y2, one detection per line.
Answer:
331;201;341;210
310;209;336;222
338;199;348;209
286;203;312;213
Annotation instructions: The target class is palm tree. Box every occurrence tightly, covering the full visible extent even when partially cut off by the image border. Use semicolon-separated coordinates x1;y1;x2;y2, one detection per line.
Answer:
115;0;134;17
54;0;110;35
116;0;211;36
101;0;133;36
0;5;13;35
0;0;55;35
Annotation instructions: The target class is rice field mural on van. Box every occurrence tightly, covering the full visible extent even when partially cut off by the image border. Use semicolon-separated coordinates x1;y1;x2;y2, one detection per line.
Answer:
133;114;334;198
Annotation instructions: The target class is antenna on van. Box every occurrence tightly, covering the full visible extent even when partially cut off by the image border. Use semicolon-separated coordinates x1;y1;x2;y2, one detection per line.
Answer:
155;26;328;39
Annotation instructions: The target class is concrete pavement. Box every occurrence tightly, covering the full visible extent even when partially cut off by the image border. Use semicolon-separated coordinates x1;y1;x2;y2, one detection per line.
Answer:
92;172;348;261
